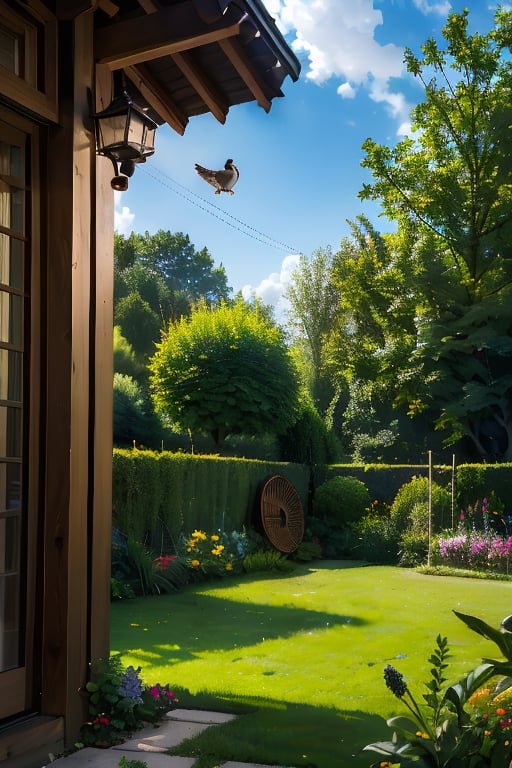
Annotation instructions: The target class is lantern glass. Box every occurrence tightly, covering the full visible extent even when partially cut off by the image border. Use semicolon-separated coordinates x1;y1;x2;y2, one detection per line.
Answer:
94;93;157;163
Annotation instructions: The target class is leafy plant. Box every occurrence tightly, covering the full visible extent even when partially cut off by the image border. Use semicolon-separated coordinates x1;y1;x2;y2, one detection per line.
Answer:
364;613;512;767
176;529;248;578
118;757;148;768
390;476;451;534
313;475;370;526
242;549;295;573
81;656;177;747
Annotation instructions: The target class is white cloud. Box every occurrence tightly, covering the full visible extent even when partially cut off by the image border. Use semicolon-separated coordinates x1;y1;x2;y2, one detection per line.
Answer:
114;191;135;236
337;82;356;99
412;0;451;15
241;254;301;321
267;0;411;131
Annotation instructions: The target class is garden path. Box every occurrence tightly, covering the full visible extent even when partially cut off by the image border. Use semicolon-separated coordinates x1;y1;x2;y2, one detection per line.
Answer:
47;709;293;768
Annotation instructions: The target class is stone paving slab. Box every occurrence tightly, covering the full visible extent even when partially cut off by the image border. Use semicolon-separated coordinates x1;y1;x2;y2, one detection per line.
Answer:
111;720;213;753
167;709;237;725
222;763;296;768
49;748;195;767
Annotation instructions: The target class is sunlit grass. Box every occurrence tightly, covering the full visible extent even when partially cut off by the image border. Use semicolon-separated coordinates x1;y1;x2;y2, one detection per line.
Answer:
111;561;511;767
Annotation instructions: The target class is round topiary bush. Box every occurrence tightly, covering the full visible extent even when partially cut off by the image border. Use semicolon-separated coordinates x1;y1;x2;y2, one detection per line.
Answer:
312;476;371;526
390;476;451;534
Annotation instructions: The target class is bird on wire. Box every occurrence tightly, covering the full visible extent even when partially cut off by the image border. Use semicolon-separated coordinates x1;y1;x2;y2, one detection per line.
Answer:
194;159;239;195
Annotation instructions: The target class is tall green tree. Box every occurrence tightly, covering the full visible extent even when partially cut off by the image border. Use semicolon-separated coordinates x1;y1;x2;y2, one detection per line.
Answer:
285;247;341;416
359;8;512;460
115;230;231;305
149;299;299;448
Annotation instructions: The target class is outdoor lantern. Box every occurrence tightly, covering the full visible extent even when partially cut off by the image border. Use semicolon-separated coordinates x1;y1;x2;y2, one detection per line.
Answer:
93;87;158;191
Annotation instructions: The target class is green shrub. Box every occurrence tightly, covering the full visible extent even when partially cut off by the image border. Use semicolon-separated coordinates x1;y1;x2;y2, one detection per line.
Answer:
292;540;323;562
350;514;398;564
304;515;353;558
390;476;451;534
243;549;295;573
398;528;429;567
312;475;371;526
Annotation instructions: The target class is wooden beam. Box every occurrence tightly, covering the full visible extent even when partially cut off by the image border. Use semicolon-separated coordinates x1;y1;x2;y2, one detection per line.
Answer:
218;37;271;112
125;63;189;135
95;3;241;68
172;51;228;124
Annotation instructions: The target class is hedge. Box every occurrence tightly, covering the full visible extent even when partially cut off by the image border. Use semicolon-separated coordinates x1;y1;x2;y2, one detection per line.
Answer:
112;448;310;545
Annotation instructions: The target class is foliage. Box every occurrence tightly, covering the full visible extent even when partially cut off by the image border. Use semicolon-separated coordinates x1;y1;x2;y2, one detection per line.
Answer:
112;448;310;541
390;476;451;534
118;758;148;768
111;531;189;598
176;529;251;578
242;548;295;573
278;395;338;467
291;539;323;562
434;531;512;574
351;512;398;564
113;326;143;379
312;475;371;526
149;298;300;447
115;230;230;307
359;8;512;461
81;656;176;747
364;628;512;767
114;292;161;360
113;373;166;449
304;514;353;559
285;247;341;416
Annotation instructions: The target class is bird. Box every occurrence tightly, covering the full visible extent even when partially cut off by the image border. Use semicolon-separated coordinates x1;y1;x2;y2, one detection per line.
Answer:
194;159;239;195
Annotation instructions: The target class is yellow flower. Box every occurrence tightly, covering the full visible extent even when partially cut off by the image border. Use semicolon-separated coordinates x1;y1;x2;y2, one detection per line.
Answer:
192;530;207;540
225;563;233;571
191;559;200;567
415;731;429;740
210;534;220;541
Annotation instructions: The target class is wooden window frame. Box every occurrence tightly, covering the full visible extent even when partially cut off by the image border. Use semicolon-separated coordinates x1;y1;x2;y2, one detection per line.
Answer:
0;1;57;123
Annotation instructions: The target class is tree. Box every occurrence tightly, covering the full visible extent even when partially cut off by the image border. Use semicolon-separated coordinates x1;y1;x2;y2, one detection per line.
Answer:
114;292;161;360
359;8;512;460
285;247;341;416
114;230;231;306
149;299;300;448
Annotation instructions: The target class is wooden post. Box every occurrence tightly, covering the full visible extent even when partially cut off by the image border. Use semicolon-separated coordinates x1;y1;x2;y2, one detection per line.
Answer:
451;453;456;530
428;450;433;566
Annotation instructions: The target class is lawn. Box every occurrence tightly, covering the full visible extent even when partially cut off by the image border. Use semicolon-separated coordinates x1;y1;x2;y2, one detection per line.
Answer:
110;561;512;767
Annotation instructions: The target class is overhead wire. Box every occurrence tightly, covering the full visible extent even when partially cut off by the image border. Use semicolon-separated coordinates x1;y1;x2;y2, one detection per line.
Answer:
139;163;305;256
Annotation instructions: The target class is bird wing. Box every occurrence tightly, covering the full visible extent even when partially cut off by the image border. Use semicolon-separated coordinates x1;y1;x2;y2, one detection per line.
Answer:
194;164;222;189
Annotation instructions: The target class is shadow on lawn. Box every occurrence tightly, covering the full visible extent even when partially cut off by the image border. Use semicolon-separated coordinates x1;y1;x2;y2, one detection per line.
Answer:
166;691;387;768
111;589;368;663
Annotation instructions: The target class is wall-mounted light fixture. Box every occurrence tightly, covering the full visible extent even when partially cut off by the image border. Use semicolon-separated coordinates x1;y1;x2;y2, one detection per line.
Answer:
93;81;158;191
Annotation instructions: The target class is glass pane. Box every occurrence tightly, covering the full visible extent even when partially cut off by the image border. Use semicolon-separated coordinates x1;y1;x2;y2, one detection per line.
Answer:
0;573;20;670
0;463;21;514
0;235;23;289
0;349;22;402
0;27;20;76
0;140;23;180
0;292;22;346
0;406;22;458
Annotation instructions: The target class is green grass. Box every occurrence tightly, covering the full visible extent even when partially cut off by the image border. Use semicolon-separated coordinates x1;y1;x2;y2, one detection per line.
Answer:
110;561;512;768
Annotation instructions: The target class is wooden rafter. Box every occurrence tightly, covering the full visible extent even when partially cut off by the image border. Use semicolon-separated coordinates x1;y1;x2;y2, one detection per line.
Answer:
172;51;228;124
94;4;242;69
125;63;188;135
218;36;271;112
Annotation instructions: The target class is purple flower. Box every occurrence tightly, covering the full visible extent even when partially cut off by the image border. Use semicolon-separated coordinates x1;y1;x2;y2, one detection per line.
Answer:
118;666;143;703
384;665;407;698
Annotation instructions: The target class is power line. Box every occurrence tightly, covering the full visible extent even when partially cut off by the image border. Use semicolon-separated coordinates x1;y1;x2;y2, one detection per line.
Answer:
140;164;305;256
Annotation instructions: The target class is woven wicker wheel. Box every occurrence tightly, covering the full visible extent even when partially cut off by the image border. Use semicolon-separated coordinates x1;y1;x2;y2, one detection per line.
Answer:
259;474;304;553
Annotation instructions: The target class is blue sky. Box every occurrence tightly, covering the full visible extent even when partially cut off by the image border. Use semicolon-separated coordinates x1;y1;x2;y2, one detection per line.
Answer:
114;0;496;316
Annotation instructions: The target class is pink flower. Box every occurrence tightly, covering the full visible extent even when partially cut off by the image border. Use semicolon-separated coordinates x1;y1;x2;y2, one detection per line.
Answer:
149;685;161;699
166;690;177;700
